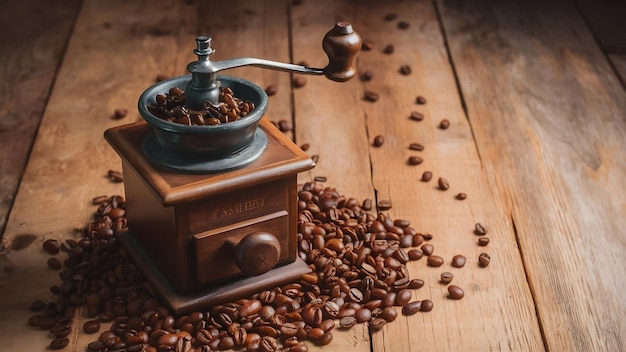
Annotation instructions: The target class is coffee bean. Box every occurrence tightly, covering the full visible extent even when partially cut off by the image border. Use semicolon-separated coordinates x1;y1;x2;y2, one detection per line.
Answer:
384;13;398;21
439;119;450;129
456;193;467;200
420;244;434;256
409;111;424;121
43;239;60;255
293;76;307;88
401;301;421;316
339;316;357;328
408;156;423;165
113;109;127;120
399;65;412;75
420;299;434;312
451;255;466;268
383;44;394;54
30;300;45;312
49;338;69;350
427;255;444;267
313;176;327;183
440;272;453;284
364;90;379;102
360;70;373;81
395;289;412;306
475;222;488;236
265;84;278;96
369;317;386;332
362;198;373;210
448;285;465;299
50;324;71;338
437;177;450;190
47;257;62;270
408;278;425;289
355;308;372;323
478;252;491;267
377;200;392;210
478;237;490;246
415;96;427;104
421;171;433;182
408;143;424;151
361;39;375;51
398;20;410;29
83;320;101;334
373;135;384;147
278;119;292;132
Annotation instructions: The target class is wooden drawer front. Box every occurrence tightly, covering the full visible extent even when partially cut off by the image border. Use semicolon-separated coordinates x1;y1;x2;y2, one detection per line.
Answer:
193;210;292;286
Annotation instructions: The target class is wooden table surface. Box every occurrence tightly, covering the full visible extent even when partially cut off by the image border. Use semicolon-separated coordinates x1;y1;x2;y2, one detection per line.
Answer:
1;0;625;351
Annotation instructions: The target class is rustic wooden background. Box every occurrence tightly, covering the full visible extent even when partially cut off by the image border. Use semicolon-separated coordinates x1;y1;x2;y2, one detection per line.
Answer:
1;0;624;351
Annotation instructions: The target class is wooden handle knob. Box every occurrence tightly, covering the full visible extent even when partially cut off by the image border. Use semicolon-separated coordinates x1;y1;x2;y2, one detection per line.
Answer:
235;232;281;276
322;22;362;82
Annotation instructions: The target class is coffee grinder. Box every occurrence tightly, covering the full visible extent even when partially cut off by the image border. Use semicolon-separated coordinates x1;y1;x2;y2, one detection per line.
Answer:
104;22;361;314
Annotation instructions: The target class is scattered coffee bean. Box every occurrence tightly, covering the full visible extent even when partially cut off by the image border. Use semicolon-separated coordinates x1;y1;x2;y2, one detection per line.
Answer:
383;44;394;54
421;171;433;182
47;257;62;270
364;90;380;102
314;176;327;182
107;170;123;183
456;193;467;200
369;317;386;332
408;143;424;151
401;301;421;316
407;249;423;261
50;324;71;338
373;135;384;147
420;299;434;312
398;20;410;29
49;338;69;350
399;65;412;75
408;278;425;289
278;119;293;132
438;177;450;190
427;255;444;267
478;253;491;267
293;76;307;88
407;156;423;165
448;285;465;299
360;70;373;81
451;255;466;268
421;243;434;256
361;39;374;51
415;96;427;104
422;233;433;241
339;316;357;328
478;237;490;246
439;119;450;129
300;143;310;151
440;272;453;284
409;111;424;121
113;109;127;120
377;199;392;210
43;239;60;255
384;13;398;21
265;84;278;96
475;222;488;236
362;198;373;210
83;320;101;334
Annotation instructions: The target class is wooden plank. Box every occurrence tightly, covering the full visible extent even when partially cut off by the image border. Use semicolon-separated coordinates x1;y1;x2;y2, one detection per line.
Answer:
576;0;626;53
0;0;81;239
609;53;626;88
439;0;626;351
292;0;542;351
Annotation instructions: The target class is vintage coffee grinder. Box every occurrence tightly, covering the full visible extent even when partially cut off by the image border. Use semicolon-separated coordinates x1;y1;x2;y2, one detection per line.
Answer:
104;22;361;314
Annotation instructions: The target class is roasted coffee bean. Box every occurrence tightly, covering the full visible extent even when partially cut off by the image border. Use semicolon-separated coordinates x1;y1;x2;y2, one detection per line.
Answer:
43;239;60;255
383;44;394;54
362;198;373;210
452;255;466;268
427;255;444;267
289;343;309;352
399;64;412;75
456;193;467;200
475;222;488;235
278;119;292;132
113;109;127;120
373;135;384;147
384;13;398;21
369;317;386;332
355;308;372;323
155;74;169;82
398;20;410;29
408;156;423;165
364;90;379;102
83;320;101;334
265;84;278;96
440;272;454;284
420;299;434;312
218;336;235;350
478;237;490;246
410;111;424;121
438;177;450;190
47;257;62;270
49;337;69;350
401;301;422;316
361;70;373;81
339;316;357;328
478;253;491;267
421;171;433;182
420;244;434;256
377;200;392;210
395;289;412;306
448;285;465;299
415;95;427;104
409;142;424;151
50;324;71;338
439;119;450;129
408;278;425;289
293;76;307;88
30;300;45;312
299;143;310;152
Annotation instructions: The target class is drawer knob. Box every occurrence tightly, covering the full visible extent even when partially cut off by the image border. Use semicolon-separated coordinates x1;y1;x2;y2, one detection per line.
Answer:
235;232;281;276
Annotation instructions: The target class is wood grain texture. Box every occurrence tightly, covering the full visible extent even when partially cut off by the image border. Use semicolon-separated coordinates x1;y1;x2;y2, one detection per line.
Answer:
439;0;626;350
0;0;81;239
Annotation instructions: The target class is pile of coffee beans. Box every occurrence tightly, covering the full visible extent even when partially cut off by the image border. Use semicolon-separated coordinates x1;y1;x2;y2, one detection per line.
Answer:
28;179;490;351
147;86;255;126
